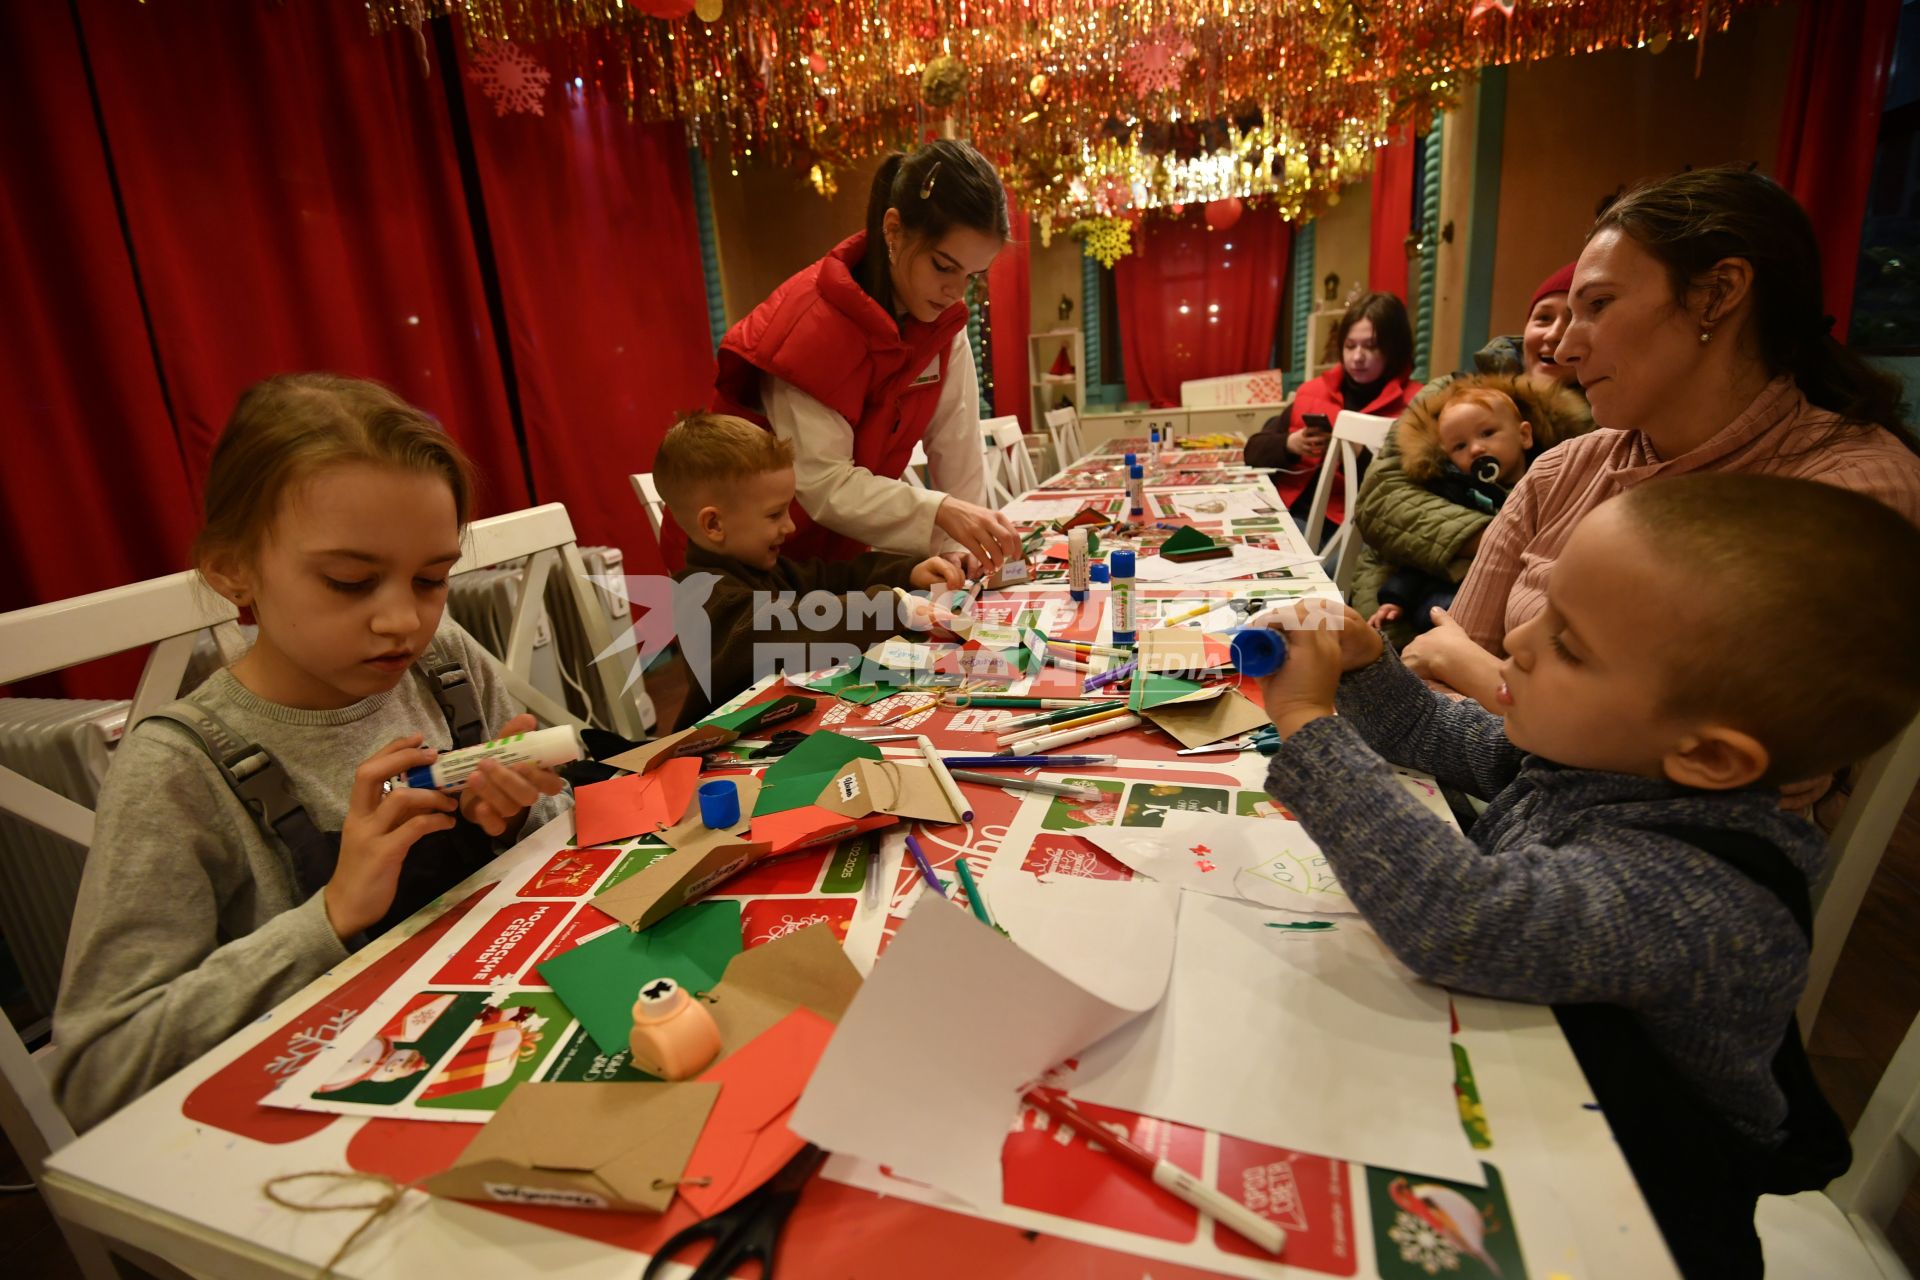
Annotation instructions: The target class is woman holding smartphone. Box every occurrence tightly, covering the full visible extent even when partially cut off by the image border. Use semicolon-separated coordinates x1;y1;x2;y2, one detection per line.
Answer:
1244;292;1421;526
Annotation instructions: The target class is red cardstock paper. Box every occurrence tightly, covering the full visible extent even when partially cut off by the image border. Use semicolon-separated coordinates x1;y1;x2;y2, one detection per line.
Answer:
677;1007;836;1219
572;756;701;846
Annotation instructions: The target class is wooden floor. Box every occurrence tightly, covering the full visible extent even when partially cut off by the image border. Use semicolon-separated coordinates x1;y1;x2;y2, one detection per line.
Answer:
6;788;1920;1278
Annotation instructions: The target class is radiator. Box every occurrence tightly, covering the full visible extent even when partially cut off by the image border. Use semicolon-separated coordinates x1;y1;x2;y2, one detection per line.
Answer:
447;545;647;734
0;699;127;1013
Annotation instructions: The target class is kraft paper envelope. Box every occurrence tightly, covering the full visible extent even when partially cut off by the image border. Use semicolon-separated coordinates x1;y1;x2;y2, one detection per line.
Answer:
705;922;864;1054
601;722;737;776
593;778;771;932
1136;627;1230;676
420;1079;720;1214
815;758;966;827
1140;685;1271;750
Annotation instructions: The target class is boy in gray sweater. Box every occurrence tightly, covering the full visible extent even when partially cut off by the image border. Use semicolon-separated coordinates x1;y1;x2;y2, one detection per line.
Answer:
1252;473;1920;1279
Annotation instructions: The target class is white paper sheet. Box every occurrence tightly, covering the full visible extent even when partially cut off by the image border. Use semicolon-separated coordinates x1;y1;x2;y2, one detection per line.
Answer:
1130;544;1324;586
1071;893;1484;1184
791;877;1176;1206
1081;811;1361;916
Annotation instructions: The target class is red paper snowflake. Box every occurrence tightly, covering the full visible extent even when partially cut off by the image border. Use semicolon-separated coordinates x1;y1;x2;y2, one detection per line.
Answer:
1124;26;1195;97
466;43;551;117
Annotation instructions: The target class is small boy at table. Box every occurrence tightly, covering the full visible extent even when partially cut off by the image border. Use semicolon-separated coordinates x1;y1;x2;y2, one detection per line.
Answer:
1251;474;1920;1279
654;413;962;726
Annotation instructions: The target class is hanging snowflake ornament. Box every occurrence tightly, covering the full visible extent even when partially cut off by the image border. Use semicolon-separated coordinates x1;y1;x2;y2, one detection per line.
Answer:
1078;216;1133;269
1125;25;1196;97
466;43;551;117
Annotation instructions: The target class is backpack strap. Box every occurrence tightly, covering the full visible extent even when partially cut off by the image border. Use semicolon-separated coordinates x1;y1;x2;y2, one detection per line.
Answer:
419;631;486;749
143;701;338;893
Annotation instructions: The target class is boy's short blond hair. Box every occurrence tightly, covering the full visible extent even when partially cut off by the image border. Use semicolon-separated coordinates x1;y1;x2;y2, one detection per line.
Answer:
1618;474;1920;784
653;413;796;524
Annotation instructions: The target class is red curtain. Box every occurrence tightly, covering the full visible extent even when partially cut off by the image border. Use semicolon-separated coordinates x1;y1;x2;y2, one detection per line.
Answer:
456;57;716;573
0;3;201;698
1115;206;1290;407
1369;125;1416;302
988;186;1033;430
72;0;530;512
1774;0;1901;342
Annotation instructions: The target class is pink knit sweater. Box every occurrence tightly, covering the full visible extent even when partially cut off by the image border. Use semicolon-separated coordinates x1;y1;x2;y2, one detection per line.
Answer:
1450;376;1920;653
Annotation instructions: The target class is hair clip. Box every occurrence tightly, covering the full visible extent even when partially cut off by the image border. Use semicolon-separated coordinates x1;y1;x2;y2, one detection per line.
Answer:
920;161;942;199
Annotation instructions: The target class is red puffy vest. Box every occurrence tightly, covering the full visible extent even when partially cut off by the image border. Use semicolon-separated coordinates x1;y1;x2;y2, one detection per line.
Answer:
1278;365;1422;523
660;232;970;568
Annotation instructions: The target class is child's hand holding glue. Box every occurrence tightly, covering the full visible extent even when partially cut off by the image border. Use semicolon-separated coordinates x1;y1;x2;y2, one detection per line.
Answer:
454;713;570;836
329;734;462;939
1248;601;1383;740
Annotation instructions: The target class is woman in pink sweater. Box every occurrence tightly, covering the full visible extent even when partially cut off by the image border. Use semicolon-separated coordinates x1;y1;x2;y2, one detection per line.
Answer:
1406;167;1920;719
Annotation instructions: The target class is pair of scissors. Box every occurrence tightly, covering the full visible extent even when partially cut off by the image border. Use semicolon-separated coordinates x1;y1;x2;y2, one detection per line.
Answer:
1176;724;1282;755
643;1144;826;1280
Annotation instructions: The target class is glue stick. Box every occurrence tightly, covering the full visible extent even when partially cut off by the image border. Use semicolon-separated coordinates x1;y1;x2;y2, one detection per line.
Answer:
1229;627;1289;678
1110;549;1137;647
1148;426;1161;467
1129;464;1146;522
1068;527;1090;601
390;725;584;791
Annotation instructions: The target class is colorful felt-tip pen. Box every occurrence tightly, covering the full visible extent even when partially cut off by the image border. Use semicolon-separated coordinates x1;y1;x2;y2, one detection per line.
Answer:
944;754;1119;768
1021;1090;1285;1255
904;834;946;897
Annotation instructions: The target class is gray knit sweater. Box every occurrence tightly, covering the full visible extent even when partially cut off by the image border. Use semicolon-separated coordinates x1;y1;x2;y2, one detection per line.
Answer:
51;618;565;1132
1264;647;1823;1142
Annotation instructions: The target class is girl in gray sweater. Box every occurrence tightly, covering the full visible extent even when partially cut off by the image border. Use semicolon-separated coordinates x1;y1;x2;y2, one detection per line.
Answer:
53;375;568;1132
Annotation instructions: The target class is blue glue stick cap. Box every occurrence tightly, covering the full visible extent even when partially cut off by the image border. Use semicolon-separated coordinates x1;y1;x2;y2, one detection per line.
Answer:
1110;549;1135;578
1230;628;1288;678
1090;563;1110;584
698;778;741;829
1124;452;1137;467
403;764;439;789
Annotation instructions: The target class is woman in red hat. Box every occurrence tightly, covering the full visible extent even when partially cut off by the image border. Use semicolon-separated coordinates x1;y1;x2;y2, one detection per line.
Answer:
670;140;1023;574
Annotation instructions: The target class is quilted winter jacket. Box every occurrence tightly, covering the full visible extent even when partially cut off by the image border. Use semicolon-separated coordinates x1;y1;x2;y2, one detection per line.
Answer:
1350;338;1592;644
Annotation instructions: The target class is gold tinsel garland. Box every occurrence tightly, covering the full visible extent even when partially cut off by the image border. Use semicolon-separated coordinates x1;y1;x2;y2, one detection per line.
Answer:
358;1;1781;228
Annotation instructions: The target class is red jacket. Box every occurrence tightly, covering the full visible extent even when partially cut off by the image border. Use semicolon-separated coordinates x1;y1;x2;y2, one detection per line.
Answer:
662;232;970;568
1272;365;1421;523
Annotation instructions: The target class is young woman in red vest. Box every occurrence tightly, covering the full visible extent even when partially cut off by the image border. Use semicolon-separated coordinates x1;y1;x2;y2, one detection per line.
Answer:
1243;292;1421;526
689;140;1023;572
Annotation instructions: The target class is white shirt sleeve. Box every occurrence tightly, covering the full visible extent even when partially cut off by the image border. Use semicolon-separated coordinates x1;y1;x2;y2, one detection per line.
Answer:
764;372;947;554
920;334;989;517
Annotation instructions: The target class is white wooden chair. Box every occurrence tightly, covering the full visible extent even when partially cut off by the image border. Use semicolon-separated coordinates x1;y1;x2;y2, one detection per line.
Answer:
980;415;1039;506
1757;1009;1920;1278
0;501;654;1276
1800;712;1920;1029
0;573;239;1280
630;472;666;542
1044;406;1086;475
903;440;930;490
454;504;654;740
1300;410;1395;595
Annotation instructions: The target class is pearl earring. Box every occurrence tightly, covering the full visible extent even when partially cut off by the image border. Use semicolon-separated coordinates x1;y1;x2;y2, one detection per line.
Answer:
1698;327;1712;345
